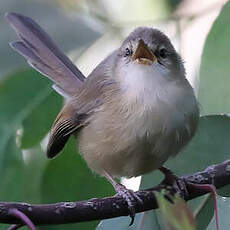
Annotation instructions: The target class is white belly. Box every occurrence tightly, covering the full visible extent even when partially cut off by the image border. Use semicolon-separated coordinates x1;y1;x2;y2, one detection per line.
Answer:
78;63;198;178
78;82;198;178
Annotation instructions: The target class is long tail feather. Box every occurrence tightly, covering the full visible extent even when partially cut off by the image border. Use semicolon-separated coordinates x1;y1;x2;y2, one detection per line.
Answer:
6;12;86;97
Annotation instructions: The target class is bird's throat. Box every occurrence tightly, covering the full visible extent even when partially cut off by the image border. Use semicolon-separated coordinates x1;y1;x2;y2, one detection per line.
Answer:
119;64;171;108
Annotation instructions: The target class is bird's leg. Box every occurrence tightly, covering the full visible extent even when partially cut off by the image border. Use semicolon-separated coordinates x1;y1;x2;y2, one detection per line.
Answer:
159;166;188;198
103;171;143;225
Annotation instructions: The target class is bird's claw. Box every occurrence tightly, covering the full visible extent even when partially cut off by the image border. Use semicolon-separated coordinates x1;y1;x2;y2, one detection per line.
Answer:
159;166;188;199
115;183;143;225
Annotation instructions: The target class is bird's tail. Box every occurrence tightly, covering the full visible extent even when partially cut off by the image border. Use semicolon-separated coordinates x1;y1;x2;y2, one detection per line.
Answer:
5;12;86;97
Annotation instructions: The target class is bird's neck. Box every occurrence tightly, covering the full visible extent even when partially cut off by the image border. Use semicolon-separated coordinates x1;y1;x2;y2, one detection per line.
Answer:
118;64;172;109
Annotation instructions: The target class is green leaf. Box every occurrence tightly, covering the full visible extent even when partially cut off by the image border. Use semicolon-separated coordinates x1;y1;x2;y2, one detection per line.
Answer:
0;136;25;201
0;68;58;200
207;196;230;230
0;140;48;230
20;146;48;203
199;1;230;115
0;69;61;228
0;69;61;166
97;211;162;230
193;195;214;230
20;90;62;149
155;192;196;230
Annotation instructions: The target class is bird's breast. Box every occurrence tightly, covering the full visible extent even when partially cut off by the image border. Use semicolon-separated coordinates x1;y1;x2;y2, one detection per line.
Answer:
78;73;199;178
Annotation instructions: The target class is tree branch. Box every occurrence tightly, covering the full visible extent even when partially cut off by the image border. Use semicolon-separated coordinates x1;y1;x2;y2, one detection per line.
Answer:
0;160;230;226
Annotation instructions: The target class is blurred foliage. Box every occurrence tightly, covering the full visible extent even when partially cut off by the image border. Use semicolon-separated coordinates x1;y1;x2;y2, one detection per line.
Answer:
195;195;215;230
207;196;230;230
199;1;230;115
155;192;196;230
57;0;172;22
96;211;160;230
0;0;230;230
167;0;183;11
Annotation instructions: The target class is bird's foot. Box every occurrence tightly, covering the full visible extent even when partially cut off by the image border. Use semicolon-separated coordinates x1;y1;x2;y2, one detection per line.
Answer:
115;183;143;225
159;166;188;199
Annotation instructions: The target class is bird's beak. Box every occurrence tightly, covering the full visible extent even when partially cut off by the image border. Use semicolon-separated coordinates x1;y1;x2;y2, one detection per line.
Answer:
132;39;157;65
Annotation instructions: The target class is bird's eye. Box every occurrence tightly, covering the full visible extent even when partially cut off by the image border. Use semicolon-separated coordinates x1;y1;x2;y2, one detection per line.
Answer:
159;48;167;59
124;48;132;57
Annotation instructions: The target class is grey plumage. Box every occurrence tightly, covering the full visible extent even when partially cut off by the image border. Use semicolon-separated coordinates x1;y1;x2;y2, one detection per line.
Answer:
6;13;199;180
6;12;85;97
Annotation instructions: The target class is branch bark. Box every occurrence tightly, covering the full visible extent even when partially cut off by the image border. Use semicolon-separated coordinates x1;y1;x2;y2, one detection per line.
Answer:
0;160;230;226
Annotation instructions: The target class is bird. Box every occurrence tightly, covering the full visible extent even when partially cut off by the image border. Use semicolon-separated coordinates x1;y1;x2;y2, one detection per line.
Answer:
6;12;199;223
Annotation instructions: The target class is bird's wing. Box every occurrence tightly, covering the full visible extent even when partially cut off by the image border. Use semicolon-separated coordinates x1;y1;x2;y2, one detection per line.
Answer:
5;12;85;97
46;61;112;158
46;98;102;158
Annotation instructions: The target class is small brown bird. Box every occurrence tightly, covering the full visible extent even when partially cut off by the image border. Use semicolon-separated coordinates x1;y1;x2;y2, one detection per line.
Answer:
6;12;199;221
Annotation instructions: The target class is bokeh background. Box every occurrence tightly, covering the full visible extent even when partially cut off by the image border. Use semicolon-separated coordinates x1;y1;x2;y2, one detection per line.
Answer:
1;0;230;230
1;0;226;87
